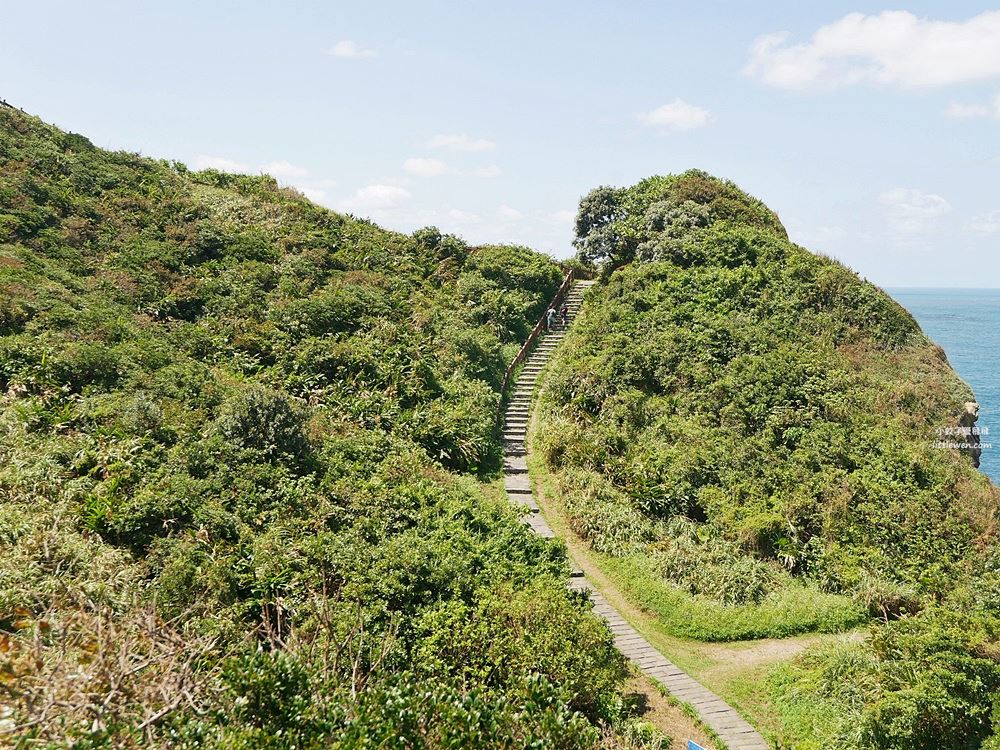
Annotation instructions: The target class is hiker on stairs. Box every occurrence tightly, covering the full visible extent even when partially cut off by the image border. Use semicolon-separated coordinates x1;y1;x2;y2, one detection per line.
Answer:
545;306;557;332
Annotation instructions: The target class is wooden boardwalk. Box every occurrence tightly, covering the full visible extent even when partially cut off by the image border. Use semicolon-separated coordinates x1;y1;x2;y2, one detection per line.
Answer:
502;279;770;750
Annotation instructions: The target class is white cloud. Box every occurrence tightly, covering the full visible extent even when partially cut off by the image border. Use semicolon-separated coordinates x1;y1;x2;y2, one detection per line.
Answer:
447;208;480;223
879;188;952;233
639;99;712;132
426;133;496;151
550;209;576;224
403;157;449;177
498;205;524;220
325;40;377;59
472;164;502;178
745;11;1000;90
338;184;411;212
945;94;1000;119
262;160;310;179
970;210;1000;234
192;155;252;172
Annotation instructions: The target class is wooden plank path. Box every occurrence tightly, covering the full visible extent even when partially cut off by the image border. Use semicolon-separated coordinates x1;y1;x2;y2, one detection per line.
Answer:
502;279;770;750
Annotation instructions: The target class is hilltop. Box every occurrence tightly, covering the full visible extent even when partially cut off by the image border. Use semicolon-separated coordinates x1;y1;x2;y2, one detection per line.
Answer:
534;170;1000;747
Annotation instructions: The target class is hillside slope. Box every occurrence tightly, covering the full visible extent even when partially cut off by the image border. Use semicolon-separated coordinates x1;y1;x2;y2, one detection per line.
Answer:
0;107;639;748
536;171;1000;747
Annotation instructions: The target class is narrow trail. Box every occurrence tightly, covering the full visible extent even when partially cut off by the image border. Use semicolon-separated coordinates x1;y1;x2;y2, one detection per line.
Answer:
501;279;771;750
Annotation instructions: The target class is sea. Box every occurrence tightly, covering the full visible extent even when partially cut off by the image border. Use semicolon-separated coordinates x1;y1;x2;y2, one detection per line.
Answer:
888;288;1000;485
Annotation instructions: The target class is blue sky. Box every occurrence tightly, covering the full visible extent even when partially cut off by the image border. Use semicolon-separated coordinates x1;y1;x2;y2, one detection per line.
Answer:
3;1;1000;286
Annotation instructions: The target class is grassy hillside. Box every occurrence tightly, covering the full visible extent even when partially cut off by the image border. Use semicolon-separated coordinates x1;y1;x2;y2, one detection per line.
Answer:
0;107;655;748
536;171;1000;747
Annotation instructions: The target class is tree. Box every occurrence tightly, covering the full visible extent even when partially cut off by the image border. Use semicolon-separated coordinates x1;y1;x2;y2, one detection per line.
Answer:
573;186;635;268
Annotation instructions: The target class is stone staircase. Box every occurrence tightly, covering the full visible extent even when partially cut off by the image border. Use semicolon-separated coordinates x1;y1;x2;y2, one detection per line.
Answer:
500;278;771;750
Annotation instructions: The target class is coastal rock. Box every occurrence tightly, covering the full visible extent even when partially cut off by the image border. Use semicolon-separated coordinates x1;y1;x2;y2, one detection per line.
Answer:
960;401;982;468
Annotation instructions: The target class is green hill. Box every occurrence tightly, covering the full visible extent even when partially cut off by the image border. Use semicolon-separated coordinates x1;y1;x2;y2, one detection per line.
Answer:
536;171;1000;747
0;107;635;748
5;104;999;749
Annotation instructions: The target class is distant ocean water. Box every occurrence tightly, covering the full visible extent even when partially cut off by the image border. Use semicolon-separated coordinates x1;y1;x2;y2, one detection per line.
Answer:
888;288;1000;485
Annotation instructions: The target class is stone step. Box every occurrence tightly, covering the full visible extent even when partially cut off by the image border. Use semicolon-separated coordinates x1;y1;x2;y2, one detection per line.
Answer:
504;456;527;472
509;494;539;512
504;474;531;492
522;514;555;538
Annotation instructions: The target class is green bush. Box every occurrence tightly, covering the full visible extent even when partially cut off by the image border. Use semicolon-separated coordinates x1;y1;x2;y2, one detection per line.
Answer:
0;106;629;749
215;386;310;461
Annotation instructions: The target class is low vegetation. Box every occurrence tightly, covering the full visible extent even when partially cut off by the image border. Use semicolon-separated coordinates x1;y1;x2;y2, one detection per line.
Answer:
535;170;1000;746
0;107;657;748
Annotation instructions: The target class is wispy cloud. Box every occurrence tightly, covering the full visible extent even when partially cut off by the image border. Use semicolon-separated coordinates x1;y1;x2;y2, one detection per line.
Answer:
261;159;310;179
447;208;480;224
426;133;496;152
471;164;502;178
639;99;712;132
193;155;252;172
403;157;450;177
970;210;1000;234
879;188;951;234
745;11;1000;91
325;40;377;59
498;205;524;220
945;94;1000;120
338;184;411;212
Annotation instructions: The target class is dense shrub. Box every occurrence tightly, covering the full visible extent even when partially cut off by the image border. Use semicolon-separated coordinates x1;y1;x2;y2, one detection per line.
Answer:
539;169;1000;744
769;608;1000;750
0;107;629;748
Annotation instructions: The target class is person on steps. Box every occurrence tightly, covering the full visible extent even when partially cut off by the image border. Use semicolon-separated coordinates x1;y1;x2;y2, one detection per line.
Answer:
545;306;557;332
559;302;569;328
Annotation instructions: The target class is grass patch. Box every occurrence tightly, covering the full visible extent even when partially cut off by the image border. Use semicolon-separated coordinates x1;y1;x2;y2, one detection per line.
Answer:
599;554;865;642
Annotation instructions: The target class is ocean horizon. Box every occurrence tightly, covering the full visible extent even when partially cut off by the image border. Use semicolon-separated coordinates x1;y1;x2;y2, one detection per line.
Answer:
888;288;1000;485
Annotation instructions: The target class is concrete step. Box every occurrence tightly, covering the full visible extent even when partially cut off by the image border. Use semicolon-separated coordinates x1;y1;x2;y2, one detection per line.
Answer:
509;494;539;513
504;455;528;473
504;474;531;492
